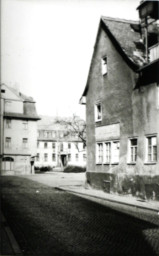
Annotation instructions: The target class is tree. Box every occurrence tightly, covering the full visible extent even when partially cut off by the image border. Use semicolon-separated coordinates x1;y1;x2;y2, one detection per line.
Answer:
55;114;86;150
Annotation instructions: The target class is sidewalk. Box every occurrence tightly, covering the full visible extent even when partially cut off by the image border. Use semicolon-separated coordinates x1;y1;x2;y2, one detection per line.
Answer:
57;184;159;213
0;211;23;256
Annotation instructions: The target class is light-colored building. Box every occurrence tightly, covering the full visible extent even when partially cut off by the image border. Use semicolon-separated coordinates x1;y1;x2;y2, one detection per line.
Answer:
0;84;40;175
35;119;86;170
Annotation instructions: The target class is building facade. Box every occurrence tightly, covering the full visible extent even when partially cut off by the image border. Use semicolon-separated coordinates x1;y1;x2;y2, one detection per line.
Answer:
0;84;40;175
35;121;86;169
80;1;159;200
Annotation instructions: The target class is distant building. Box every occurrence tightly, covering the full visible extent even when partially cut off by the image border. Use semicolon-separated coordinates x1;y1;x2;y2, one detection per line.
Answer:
0;84;40;175
80;1;159;199
35;118;86;169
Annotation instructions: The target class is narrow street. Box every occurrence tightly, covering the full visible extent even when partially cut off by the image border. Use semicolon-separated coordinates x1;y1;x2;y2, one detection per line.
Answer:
1;175;159;256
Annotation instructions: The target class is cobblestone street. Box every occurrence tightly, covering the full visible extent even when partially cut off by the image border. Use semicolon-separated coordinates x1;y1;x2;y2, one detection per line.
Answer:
1;175;159;256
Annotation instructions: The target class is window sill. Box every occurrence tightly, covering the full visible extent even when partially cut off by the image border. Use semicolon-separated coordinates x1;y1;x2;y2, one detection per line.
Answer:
96;163;102;165
127;162;136;165
95;120;102;123
103;163;110;165
144;162;157;165
111;163;119;165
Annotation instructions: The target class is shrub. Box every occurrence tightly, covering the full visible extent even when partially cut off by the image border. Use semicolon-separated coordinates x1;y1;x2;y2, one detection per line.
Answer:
64;165;86;173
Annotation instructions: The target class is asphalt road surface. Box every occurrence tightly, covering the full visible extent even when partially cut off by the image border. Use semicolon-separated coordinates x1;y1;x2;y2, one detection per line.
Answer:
1;176;159;256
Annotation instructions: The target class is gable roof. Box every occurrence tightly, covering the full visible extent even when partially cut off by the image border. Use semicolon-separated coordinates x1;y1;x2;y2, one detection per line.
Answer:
101;17;144;67
3;84;35;102
81;16;144;99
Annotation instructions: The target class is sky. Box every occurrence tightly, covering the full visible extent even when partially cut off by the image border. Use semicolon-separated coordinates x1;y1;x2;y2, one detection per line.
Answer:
1;0;140;118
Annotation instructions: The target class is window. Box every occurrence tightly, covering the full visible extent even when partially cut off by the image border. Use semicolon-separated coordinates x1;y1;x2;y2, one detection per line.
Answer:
112;141;120;163
52;153;56;162
146;136;157;162
104;142;111;163
6;119;11;128
44;142;48;148
37;141;39;148
96;141;120;164
36;153;40;162
23;138;28;148
83;143;86;150
75;154;79;162
52;142;56;151
5;137;11;148
23;121;28;130
68;143;71;149
44;153;48;162
96;143;103;164
101;56;107;75
95;103;102;122
60;143;63;151
68;154;71;162
129;138;137;163
83;154;86;162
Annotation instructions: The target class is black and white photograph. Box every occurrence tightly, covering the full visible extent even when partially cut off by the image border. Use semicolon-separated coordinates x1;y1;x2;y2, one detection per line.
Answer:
0;0;159;255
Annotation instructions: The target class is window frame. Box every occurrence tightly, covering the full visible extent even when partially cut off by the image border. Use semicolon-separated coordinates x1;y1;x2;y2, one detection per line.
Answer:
44;153;48;162
22;138;28;149
95;103;102;122
96;140;120;165
6;119;11;129
5;137;11;148
128;138;138;163
101;56;107;75
145;135;157;163
52;153;56;162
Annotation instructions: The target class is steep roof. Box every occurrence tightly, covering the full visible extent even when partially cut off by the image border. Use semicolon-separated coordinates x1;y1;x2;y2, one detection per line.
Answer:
101;17;144;67
81;16;144;99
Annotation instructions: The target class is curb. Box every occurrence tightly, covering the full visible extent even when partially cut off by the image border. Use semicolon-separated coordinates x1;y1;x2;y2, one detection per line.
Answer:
56;187;159;214
1;212;23;256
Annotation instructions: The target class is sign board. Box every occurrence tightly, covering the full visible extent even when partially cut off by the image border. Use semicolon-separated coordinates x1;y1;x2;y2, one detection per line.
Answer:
95;123;120;141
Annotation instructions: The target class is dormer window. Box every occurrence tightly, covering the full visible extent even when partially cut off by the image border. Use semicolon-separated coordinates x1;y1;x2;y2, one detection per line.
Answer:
101;56;107;75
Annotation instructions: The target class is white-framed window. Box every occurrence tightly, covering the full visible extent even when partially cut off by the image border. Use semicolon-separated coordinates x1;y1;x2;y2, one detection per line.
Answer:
83;154;86;162
52;142;56;151
111;141;120;163
44;142;48;148
68;154;71;162
96;141;120;164
68;143;71;149
37;141;39;148
23;138;28;149
146;136;157;162
5;137;11;148
6;119;11;128
52;153;56;162
95;103;102;122
104;142;111;163
128;138;137;163
36;153;40;162
75;154;79;162
23;121;28;130
96;143;103;164
60;143;63;151
44;153;48;162
101;56;107;75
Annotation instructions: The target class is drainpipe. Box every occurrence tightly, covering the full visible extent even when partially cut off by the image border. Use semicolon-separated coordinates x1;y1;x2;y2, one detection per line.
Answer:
144;17;149;63
0;85;4;174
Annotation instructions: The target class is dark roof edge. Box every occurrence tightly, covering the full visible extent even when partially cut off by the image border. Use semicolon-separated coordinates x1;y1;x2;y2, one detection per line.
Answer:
4;112;41;121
